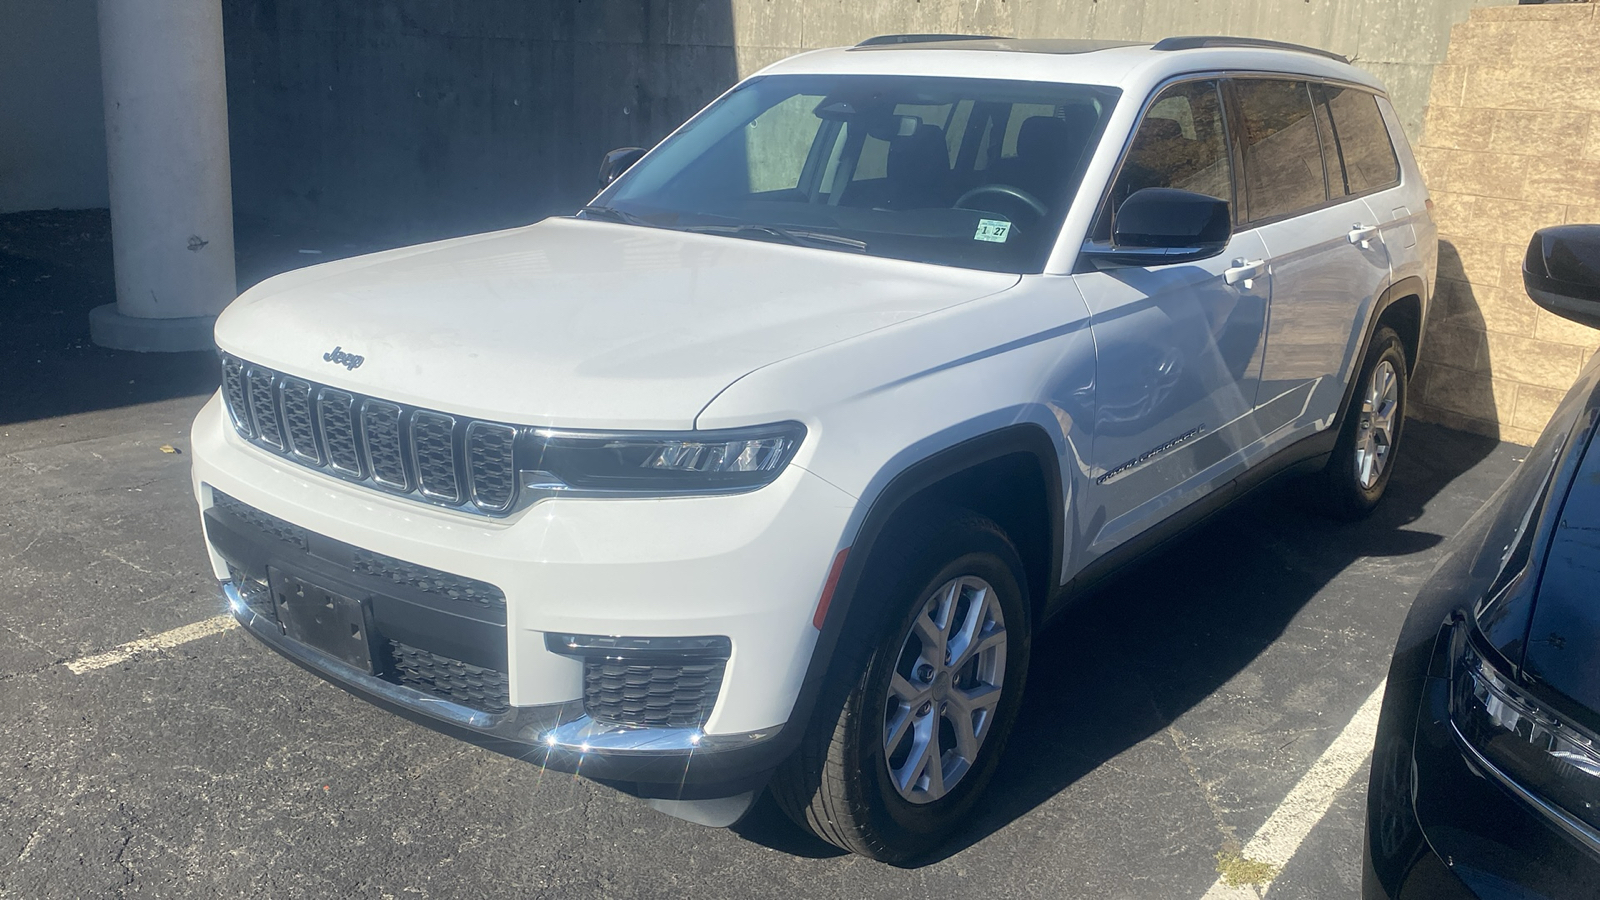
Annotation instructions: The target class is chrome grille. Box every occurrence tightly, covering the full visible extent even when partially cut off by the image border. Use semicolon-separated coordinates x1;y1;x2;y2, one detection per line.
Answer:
220;354;522;515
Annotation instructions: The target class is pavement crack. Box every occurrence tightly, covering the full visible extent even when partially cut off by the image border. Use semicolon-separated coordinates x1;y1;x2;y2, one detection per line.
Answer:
1165;723;1242;853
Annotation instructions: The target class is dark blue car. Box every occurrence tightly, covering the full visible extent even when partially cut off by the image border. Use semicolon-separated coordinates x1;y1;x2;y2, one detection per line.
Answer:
1365;225;1600;899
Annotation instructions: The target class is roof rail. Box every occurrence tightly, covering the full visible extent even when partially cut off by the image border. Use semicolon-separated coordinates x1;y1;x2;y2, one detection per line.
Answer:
855;33;998;48
1150;35;1348;64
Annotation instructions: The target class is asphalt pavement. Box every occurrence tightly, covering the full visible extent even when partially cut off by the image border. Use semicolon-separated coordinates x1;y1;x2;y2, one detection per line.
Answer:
1;211;1528;898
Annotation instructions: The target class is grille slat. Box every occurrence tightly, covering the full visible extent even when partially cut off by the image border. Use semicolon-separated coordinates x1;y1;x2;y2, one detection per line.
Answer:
467;423;517;512
280;378;321;465
318;390;362;478
389;641;510;714
361;401;409;491
222;357;253;437
411;411;460;503
246;368;284;450
220;354;521;515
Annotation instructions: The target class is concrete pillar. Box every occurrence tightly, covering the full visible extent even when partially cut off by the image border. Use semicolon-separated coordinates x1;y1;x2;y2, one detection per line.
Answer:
89;0;235;352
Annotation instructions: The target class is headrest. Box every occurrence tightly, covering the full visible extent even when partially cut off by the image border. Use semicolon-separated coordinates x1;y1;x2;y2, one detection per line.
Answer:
1017;116;1073;161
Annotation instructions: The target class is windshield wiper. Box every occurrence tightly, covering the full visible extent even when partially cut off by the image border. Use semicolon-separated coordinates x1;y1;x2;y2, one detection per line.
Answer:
575;205;658;228
682;223;868;253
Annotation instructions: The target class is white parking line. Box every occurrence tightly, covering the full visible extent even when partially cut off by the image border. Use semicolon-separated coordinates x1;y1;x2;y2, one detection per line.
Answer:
1202;680;1387;899
65;615;238;674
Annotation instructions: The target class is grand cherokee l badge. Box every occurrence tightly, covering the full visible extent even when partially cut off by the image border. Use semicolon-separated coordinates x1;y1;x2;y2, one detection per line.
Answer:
324;346;365;370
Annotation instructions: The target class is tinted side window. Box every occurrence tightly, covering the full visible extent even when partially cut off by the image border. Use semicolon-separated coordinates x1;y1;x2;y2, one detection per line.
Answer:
1323;86;1400;193
1235;79;1327;222
1099;79;1232;237
1311;85;1348;200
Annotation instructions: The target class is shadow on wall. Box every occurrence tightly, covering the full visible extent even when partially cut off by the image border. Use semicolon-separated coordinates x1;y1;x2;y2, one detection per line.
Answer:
221;0;740;247
1411;239;1500;441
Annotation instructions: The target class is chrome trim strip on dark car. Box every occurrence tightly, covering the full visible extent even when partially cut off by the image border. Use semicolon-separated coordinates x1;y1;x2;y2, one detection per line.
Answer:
1451;720;1600;856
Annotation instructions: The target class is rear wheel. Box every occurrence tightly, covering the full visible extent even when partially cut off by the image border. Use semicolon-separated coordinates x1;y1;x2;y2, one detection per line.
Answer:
1312;326;1408;520
771;508;1031;864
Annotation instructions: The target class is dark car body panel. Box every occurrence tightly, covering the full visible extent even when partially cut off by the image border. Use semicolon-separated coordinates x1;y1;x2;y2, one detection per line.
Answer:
1364;349;1600;900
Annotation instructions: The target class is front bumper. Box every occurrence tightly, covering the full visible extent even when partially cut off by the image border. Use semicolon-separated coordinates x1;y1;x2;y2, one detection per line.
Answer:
191;392;858;796
1365;672;1600;899
225;582;789;797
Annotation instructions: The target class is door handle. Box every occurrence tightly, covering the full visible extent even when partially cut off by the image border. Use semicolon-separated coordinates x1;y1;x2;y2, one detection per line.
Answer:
1348;224;1381;248
1224;258;1267;286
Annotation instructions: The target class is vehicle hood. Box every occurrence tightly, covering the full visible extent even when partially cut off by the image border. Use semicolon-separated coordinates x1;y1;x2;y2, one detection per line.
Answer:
215;218;1019;429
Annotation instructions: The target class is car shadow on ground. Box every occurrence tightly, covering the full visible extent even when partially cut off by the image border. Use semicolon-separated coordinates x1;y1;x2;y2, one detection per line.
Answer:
731;420;1504;862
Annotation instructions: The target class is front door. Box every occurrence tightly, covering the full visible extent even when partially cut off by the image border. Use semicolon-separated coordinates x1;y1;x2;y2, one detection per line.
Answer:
1073;79;1272;560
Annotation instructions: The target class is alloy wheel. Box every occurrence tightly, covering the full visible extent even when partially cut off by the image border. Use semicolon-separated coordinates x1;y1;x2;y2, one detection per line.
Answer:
881;575;1007;804
1355;359;1400;490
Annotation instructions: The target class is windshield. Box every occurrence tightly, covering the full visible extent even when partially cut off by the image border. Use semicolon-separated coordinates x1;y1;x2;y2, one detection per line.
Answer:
593;74;1120;273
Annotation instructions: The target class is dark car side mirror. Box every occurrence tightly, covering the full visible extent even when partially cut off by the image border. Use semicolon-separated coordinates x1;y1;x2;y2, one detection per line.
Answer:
598;147;647;190
1525;225;1600;331
1081;188;1232;268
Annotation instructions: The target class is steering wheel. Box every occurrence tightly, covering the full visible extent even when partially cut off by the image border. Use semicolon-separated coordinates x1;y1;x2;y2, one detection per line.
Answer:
954;183;1049;218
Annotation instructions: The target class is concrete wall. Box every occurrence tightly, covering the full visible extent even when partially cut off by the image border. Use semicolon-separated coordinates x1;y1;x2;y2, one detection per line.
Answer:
1413;3;1600;446
221;1;739;240
220;0;1508;242
0;0;108;213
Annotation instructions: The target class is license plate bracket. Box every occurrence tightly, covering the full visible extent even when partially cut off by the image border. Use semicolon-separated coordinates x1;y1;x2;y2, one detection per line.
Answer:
268;567;377;673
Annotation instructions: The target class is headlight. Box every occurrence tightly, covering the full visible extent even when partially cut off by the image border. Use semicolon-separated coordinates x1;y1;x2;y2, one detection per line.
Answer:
1451;636;1600;835
519;422;806;497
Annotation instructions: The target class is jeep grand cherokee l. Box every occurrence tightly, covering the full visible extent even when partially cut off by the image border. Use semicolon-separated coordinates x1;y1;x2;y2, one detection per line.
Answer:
192;34;1437;862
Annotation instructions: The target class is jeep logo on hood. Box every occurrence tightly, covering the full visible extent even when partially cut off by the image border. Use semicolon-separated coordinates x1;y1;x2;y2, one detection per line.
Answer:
323;346;365;370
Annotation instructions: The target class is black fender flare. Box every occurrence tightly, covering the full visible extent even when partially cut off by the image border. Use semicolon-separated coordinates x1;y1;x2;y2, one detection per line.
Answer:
1331;274;1429;435
773;423;1065;758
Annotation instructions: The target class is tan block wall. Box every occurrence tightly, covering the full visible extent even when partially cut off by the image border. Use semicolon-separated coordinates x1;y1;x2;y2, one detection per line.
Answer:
1415;3;1600;446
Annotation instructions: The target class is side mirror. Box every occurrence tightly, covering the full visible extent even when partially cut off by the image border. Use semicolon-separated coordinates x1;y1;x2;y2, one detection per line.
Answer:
1525;225;1600;331
1082;188;1231;268
598;147;647;190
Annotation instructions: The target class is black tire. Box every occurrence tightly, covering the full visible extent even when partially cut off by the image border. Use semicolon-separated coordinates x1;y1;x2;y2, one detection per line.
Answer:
1312;326;1408;520
770;506;1031;864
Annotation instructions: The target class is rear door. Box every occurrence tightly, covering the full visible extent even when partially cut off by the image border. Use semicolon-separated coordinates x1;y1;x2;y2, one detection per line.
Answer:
1233;78;1391;439
1320;86;1422;284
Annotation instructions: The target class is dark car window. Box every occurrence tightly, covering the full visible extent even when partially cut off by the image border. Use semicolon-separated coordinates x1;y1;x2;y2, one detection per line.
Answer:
1520;420;1600;724
1323;85;1400;193
599;74;1119;274
1234;79;1328;223
1094;79;1232;240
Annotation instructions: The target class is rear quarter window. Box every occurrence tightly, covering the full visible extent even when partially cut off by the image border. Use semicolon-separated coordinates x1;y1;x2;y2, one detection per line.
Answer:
1322;85;1400;193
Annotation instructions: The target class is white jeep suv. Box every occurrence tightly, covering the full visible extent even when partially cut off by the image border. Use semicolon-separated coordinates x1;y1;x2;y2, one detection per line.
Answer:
192;34;1436;861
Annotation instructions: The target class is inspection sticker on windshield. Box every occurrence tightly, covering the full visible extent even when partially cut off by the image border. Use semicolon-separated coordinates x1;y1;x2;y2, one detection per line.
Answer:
974;219;1012;243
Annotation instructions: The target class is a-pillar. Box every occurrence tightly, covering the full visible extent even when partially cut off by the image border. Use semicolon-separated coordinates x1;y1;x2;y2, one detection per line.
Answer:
89;0;235;352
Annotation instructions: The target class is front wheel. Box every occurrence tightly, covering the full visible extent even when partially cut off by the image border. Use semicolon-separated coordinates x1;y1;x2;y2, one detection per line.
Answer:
1312;326;1408;520
771;508;1031;864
